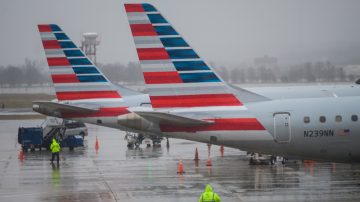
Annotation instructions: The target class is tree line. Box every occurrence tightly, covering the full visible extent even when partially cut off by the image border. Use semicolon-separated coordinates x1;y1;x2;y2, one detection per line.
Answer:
100;60;353;84
217;61;351;84
0;59;50;87
0;59;355;87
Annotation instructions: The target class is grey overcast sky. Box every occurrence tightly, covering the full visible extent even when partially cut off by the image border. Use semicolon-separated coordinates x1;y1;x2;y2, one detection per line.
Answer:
1;0;360;67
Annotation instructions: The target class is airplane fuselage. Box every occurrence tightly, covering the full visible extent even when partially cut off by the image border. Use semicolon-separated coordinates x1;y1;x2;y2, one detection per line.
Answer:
70;95;360;163
160;96;360;162
245;96;360;162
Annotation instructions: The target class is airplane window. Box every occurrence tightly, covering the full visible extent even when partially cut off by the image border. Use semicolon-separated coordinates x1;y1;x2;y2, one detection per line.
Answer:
319;116;326;123
304;116;310;123
335;115;342;122
351;115;358;122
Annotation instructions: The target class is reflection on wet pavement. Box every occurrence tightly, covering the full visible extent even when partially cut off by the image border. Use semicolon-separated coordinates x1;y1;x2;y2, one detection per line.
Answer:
51;163;60;189
0;120;360;201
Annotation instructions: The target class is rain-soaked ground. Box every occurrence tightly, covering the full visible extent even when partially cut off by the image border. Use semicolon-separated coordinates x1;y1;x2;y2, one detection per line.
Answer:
1;120;360;202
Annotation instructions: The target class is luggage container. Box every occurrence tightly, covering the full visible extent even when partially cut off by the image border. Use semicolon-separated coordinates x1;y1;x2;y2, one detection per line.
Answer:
18;127;43;151
61;135;84;151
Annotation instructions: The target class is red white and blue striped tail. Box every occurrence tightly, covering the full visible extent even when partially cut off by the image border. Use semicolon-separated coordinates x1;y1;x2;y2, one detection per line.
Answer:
38;24;122;101
125;4;243;109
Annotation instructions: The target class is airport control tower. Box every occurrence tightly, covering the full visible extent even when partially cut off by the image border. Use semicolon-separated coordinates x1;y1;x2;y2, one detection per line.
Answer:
81;32;100;64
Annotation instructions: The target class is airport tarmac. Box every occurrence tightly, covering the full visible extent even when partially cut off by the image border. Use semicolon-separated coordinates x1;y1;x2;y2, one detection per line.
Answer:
1;120;360;202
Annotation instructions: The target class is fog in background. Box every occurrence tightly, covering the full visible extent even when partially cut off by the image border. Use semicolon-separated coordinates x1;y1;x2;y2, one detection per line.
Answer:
1;0;360;86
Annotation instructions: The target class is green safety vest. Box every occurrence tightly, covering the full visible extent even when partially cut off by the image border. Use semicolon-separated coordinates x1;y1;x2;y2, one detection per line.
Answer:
201;193;215;202
50;140;60;153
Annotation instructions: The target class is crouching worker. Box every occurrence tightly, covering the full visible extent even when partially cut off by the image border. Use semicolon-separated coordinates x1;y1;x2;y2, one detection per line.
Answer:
198;184;221;202
50;138;61;164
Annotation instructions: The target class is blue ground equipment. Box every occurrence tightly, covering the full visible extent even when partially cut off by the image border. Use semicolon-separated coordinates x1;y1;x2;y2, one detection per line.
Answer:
18;126;84;151
61;135;84;150
18;127;43;151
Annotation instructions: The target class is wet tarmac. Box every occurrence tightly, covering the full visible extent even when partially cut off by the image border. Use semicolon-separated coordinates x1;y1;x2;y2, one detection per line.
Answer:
1;120;360;202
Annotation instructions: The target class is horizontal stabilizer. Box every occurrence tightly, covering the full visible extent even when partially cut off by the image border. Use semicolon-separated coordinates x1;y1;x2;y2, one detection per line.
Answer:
228;84;271;103
33;101;98;117
134;111;213;127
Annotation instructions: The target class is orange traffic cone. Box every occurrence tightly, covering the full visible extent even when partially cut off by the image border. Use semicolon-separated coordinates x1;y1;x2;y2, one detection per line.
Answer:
206;158;212;167
177;160;185;174
95;136;99;151
194;147;199;161
18;149;24;161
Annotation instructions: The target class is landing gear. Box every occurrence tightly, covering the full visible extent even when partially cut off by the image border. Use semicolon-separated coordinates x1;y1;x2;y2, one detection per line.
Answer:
151;136;163;147
248;153;289;165
270;155;276;165
248;153;269;165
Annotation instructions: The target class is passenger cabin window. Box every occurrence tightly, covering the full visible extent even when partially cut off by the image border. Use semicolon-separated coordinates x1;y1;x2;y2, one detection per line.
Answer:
319;116;326;123
351;115;358;122
304;116;310;123
335;115;342;122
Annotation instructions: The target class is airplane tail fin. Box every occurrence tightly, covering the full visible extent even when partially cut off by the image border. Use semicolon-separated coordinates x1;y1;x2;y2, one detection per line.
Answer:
124;4;244;109
38;24;122;102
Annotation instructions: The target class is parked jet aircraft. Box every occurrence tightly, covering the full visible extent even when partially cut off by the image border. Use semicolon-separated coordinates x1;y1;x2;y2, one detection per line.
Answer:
34;24;268;133
34;24;149;131
34;4;360;162
122;3;360;162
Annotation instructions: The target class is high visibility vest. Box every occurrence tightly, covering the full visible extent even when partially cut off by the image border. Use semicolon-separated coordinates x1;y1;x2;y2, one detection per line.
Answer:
201;193;215;202
50;142;60;153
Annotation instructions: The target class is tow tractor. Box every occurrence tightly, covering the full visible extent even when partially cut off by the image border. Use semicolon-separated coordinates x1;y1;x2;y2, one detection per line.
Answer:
18;117;86;151
124;132;163;148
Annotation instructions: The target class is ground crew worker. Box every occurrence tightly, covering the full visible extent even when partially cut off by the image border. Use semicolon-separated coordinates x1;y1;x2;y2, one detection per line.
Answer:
50;138;60;164
198;184;221;202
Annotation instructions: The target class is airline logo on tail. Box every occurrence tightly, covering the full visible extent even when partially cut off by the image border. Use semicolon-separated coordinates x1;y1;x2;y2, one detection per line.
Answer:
125;4;242;109
38;24;121;101
38;24;129;118
124;4;266;133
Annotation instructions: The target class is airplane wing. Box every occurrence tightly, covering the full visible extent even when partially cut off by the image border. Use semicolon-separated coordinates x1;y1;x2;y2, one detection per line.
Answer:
33;101;99;117
133;111;213;127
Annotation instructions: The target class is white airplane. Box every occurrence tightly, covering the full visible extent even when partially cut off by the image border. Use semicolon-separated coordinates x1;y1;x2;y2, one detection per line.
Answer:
120;3;360;162
34;24;149;132
34;4;360;163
